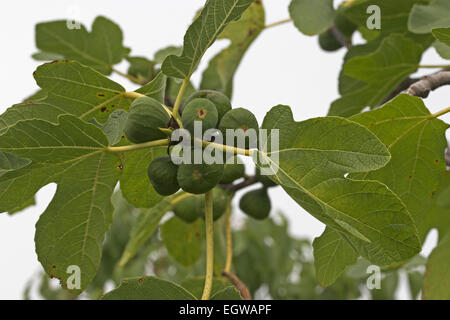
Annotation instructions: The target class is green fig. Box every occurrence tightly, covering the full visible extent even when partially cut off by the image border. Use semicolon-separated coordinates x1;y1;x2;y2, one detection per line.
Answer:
173;195;199;223
177;161;224;194
147;156;179;196
239;188;271;220
318;9;356;52
181;98;219;135
124;96;171;143
220;157;246;184
318;30;343;52
184;90;232;120
218;108;259;149
256;168;277;187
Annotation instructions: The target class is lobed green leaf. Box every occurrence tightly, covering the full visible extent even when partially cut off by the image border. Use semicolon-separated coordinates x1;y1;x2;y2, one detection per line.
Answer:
350;95;449;241
289;0;335;36
0;115;121;293
200;1;265;97
422;231;450;299
162;0;255;79
408;0;450;34
313;227;358;287
258;105;421;266
101;276;196;300
329;34;424;117
161;217;204;267
119;198;173;267
35;16;129;74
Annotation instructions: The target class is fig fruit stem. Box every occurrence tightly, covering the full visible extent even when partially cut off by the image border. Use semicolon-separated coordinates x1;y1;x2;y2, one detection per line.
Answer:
170;192;193;205
172;78;189;128
221;270;252;300
201;190;215;300
224;200;233;273
264;18;292;30
106;138;169;153
123;91;146;99
199;138;254;157
107;137;253;158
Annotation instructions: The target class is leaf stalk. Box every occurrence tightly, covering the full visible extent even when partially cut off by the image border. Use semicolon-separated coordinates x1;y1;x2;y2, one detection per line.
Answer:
201;190;215;300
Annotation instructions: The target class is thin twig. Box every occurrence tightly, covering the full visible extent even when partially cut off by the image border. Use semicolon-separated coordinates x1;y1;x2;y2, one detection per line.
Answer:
403;71;450;98
221;271;252;300
381;77;419;104
330;25;351;48
264;18;292;30
220;176;258;193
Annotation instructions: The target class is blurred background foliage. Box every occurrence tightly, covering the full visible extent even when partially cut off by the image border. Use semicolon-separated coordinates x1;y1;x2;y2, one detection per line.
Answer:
24;190;426;300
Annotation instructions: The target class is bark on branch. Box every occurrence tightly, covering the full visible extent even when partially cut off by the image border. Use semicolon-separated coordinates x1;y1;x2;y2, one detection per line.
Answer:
403;71;450;98
221;270;252;300
219;176;258;193
330;25;351;48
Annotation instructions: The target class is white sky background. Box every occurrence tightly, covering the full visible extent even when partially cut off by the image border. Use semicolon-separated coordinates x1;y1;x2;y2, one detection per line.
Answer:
0;0;449;299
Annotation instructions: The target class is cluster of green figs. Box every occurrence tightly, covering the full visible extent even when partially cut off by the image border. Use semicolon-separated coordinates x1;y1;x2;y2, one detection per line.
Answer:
124;90;278;222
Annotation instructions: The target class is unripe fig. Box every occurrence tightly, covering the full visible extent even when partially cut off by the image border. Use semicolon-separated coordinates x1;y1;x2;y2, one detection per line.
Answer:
239;188;271;220
318;10;356;52
124;96;171;143
181;98;218;135
177;161;224;194
173;195;199;223
318;30;343;52
220;157;246;184
184;90;232;120
147;156;179;196
256;168;277;187
218;108;259;149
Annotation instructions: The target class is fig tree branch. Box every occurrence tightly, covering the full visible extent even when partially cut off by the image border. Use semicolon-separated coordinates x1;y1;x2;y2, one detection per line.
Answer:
221;270;252;300
403;71;450;98
220;176;258;192
330;25;351;48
